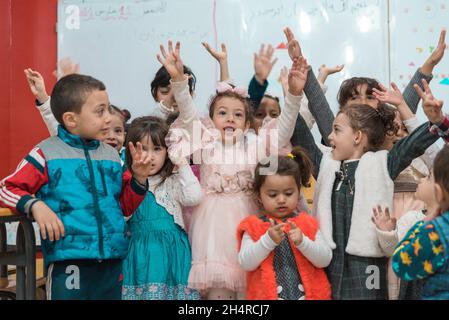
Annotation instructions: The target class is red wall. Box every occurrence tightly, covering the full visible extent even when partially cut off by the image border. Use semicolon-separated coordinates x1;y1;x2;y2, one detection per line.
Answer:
0;0;57;178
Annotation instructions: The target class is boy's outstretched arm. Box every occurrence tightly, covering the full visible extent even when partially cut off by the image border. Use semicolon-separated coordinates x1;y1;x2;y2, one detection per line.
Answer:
24;68;58;136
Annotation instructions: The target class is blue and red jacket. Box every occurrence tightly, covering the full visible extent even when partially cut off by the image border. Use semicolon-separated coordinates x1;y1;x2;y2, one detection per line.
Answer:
0;126;146;266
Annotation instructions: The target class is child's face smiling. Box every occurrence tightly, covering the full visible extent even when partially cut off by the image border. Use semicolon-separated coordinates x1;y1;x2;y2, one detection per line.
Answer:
104;113;125;151
259;174;299;219
328;113;366;161
346;84;379;109
212;96;250;143
73;90;112;141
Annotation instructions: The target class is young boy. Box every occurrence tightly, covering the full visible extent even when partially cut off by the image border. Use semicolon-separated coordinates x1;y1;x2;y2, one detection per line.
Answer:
0;74;151;300
392;145;449;299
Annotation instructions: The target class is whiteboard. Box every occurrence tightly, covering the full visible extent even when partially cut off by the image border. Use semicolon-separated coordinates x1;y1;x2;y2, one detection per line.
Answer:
57;0;390;118
390;0;449;125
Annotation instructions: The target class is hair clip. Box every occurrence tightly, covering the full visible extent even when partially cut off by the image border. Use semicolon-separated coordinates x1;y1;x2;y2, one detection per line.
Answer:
287;153;295;159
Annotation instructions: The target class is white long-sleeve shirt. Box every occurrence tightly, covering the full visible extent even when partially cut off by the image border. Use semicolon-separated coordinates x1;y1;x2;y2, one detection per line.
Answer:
238;230;332;271
36;98;58;136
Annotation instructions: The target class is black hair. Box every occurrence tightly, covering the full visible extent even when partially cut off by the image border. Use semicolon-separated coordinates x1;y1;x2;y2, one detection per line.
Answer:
125;116;174;187
337;77;381;107
50;74;106;125
150;65;196;100
253;146;314;198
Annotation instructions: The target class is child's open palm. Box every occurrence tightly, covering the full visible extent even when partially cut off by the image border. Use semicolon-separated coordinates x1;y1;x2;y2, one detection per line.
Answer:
202;42;227;63
426;29;447;67
371;206;396;232
373;82;405;107
288;57;308;96
54;57;80;80
157;40;185;82
254;44;278;84
318;64;344;77
128;141;152;185
414;79;444;124
283;27;303;61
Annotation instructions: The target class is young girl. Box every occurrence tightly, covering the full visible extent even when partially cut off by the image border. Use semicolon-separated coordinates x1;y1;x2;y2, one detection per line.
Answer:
158;39;307;299
121;116;202;300
237;147;332;300
24;68;131;161
150;65;196;120
371;168;438;300
372;82;442;299
293;98;442;299
392;146;449;300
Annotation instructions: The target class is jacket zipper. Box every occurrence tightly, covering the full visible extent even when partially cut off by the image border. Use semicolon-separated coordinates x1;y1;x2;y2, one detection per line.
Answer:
83;142;104;258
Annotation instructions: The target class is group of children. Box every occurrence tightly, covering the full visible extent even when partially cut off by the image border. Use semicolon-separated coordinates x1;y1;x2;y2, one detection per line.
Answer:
1;27;449;300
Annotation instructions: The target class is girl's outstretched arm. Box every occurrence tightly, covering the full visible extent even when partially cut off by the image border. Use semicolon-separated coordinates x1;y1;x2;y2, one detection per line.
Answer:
158;41;197;125
238;232;277;271
202;42;230;82
402;29;446;113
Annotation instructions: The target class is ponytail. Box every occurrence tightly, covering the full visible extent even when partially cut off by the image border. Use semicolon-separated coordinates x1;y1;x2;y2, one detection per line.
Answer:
289;146;314;188
339;103;399;151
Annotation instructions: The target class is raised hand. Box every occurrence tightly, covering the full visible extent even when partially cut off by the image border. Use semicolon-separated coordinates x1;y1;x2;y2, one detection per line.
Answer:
202;42;227;63
278;66;289;96
373;82;405;107
317;64;344;84
157;40;185;82
254;44;278;84
167;141;189;168
202;42;230;82
31;201;65;241
268;219;286;245
24;68;49;103
371;205;396;232
414;79;444;124
422;29;447;75
283;27;303;61
54;57;80;79
288;57;308;96
287;221;303;246
129;141;152;185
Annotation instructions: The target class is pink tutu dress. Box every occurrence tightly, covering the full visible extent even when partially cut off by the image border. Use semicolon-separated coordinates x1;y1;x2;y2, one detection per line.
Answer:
167;78;303;293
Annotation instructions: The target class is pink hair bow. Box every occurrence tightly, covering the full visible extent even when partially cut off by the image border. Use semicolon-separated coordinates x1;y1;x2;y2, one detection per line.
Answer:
216;81;250;98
